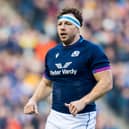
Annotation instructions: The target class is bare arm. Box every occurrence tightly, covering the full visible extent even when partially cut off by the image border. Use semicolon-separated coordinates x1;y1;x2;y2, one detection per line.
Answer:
65;70;113;116
24;77;52;114
31;77;52;102
81;69;113;104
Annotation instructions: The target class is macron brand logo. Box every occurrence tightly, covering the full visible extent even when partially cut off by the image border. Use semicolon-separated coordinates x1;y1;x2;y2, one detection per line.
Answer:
55;62;72;69
50;62;77;76
55;53;59;58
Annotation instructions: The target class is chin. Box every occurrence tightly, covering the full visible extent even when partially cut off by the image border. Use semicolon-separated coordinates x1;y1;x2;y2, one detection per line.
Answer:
61;38;67;43
63;41;71;46
60;37;72;45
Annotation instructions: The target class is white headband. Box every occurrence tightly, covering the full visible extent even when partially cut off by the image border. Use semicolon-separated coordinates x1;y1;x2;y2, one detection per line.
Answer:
58;14;81;28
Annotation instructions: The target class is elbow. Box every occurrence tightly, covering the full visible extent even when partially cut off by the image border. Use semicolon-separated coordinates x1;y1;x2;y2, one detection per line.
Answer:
106;78;113;92
106;71;113;92
108;81;113;91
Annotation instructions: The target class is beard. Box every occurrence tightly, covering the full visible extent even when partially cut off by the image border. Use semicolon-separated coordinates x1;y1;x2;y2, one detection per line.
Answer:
59;34;75;46
63;38;73;45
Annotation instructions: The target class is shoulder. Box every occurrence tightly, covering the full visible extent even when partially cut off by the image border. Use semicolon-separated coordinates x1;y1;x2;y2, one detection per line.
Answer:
85;39;101;49
82;39;104;54
46;43;61;56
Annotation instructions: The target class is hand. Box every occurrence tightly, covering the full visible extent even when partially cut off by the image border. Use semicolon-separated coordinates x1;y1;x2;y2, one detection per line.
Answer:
65;99;86;116
24;99;39;115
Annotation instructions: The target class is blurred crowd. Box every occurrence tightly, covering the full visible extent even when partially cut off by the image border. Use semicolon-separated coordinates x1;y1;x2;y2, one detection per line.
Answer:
0;0;129;129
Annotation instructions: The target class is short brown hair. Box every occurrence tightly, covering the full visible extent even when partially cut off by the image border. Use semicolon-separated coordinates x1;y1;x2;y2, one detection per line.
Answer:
57;8;83;26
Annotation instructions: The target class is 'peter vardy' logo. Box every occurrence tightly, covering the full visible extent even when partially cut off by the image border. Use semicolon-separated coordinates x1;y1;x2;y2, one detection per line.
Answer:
50;62;77;76
55;62;72;69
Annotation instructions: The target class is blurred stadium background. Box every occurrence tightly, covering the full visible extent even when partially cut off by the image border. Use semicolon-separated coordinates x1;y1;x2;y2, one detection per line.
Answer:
0;0;129;129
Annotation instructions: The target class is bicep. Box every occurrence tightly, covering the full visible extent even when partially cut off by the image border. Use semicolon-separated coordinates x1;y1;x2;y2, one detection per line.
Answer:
93;70;112;83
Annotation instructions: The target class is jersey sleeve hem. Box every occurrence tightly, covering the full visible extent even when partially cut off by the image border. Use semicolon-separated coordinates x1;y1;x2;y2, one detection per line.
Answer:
92;66;111;73
43;73;51;80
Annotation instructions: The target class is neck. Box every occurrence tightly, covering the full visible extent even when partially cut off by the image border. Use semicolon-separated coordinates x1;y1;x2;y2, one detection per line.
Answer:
63;34;80;46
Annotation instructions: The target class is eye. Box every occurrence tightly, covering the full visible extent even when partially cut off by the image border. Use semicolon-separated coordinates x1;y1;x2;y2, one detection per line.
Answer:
65;21;72;25
57;22;62;26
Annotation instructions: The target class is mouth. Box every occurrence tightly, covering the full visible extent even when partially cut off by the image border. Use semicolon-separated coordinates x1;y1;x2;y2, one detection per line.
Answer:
60;32;67;36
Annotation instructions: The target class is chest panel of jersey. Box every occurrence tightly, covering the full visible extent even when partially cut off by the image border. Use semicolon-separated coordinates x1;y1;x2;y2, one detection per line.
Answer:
47;46;93;82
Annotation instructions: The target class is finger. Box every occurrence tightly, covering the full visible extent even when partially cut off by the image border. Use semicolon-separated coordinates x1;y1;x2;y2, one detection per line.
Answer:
65;103;73;114
71;108;78;116
28;105;39;114
65;103;77;115
34;105;39;114
64;103;70;107
68;104;76;114
25;110;35;114
66;103;72;110
73;110;78;117
24;105;35;114
69;105;77;114
24;108;34;114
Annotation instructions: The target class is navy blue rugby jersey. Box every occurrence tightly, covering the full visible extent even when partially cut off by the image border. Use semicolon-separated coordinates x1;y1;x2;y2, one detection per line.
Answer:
44;36;111;114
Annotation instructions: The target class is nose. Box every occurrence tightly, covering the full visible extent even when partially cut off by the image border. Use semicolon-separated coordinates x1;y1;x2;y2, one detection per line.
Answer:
60;23;66;30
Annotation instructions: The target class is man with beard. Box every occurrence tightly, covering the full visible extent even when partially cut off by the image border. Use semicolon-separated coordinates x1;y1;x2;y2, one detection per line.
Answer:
24;8;113;129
